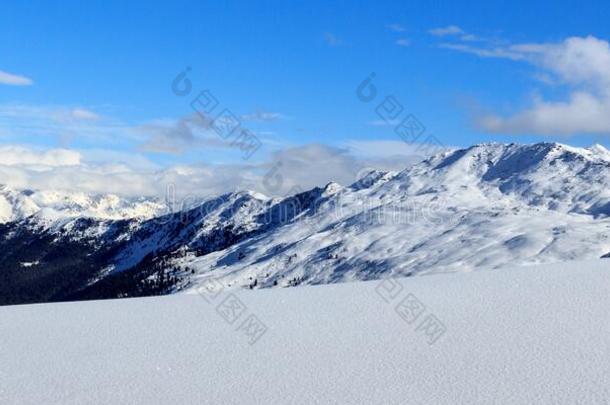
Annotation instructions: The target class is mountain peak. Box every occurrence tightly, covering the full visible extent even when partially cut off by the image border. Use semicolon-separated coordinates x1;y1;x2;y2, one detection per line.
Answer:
588;143;610;160
233;190;268;201
323;182;342;196
589;143;608;152
431;141;607;172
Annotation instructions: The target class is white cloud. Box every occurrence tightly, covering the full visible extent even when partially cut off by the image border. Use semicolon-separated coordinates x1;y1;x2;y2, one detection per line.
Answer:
138;113;230;154
0;145;174;197
0;104;268;161
460;34;479;42
429;25;465;37
241;111;284;122
0;104;121;146
477;92;610;135
0;142;438;199
345;140;448;158
386;24;406;33
515;36;610;91
79;148;158;170
324;32;344;47
0;70;33;86
258;144;367;194
71;108;100;121
344;140;453;170
396;39;411;47
0;104;100;123
0;145;81;166
367;119;400;127
438;43;524;60
0;163;159;197
441;35;610;135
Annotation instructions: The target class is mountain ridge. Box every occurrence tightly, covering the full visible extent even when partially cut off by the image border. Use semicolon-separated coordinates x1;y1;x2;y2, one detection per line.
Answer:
1;141;610;305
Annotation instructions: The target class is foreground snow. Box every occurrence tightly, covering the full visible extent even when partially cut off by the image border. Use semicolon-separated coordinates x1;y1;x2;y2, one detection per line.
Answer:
1;260;609;404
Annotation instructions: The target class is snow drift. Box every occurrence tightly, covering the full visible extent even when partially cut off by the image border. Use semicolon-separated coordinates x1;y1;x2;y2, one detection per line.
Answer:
1;259;608;404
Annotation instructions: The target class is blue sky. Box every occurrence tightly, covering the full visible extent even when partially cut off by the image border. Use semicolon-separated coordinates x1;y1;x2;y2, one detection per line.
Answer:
2;1;610;196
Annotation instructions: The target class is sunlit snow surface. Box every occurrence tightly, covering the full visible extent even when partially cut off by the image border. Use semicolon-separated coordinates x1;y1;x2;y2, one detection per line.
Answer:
1;259;609;404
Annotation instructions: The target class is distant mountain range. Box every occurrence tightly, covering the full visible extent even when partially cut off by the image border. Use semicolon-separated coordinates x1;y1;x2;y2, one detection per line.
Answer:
0;185;167;224
2;142;610;305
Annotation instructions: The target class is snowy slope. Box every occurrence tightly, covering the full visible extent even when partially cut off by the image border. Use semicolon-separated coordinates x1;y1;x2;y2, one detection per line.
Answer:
175;142;610;290
1;259;609;404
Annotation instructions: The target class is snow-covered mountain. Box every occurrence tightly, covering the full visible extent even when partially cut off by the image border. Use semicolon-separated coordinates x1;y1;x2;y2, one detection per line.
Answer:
174;141;610;289
2;142;610;305
0;185;167;224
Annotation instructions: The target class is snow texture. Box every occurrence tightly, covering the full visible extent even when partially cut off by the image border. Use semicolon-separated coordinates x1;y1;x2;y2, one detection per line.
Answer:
1;259;609;404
